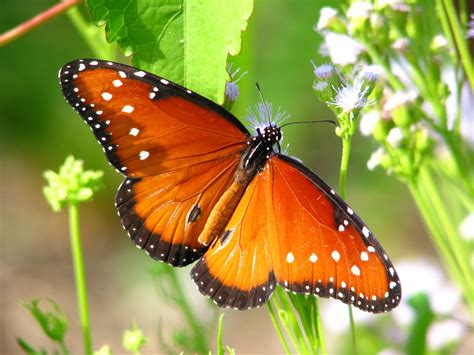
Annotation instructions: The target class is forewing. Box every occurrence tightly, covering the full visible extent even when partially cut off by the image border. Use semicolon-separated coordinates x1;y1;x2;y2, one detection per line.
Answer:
59;59;248;177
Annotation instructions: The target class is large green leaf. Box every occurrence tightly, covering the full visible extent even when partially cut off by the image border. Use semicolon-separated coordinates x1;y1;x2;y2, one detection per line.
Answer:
86;0;253;103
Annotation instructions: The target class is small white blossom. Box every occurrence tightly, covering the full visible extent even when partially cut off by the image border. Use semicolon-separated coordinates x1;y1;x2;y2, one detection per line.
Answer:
313;81;329;92
323;32;365;66
315;7;338;30
387;127;403;147
459;213;474;240
383;90;418;111
431;34;448;50
467;13;474;38
360;64;386;81
359;110;380;136
392;37;410;52
312;62;334;80
329;80;371;114
378;0;410;12
367;147;385;170
427;320;465;349
347;1;373;18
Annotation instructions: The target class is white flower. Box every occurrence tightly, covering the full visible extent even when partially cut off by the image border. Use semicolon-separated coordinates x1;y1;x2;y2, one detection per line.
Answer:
359;110;380;136
312;62;334;80
387;127;403;147
313;81;329;92
377;0;410;12
383;90;418;111
360;64;386;82
347;1;373;18
459;213;474;240
367;147;385;170
315;7;338;30
427;320;465;349
467;13;474;38
392;38;409;52
323;32;365;66
431;34;448;50
329;80;371;114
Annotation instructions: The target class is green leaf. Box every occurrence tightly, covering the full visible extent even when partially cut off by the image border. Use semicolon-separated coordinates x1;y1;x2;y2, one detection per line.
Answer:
85;0;253;103
23;299;68;343
405;292;435;355
16;337;47;355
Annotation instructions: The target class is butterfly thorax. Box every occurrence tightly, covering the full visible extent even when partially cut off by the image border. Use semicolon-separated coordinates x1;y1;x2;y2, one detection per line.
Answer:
197;125;282;247
240;125;282;174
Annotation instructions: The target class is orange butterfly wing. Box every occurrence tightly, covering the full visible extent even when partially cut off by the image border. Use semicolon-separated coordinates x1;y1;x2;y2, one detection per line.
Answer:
192;155;401;312
60;59;248;265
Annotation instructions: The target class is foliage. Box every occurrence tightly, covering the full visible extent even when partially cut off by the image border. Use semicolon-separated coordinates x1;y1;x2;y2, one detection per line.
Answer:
85;0;253;104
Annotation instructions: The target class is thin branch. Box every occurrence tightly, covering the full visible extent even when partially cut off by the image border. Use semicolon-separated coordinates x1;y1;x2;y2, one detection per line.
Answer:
0;0;81;47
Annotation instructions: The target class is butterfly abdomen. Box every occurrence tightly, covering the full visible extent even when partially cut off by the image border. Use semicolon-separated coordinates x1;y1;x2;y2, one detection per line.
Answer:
197;128;281;247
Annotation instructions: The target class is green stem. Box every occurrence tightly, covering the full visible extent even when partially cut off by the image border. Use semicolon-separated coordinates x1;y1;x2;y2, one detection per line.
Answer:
418;169;474;307
166;271;208;353
338;135;357;355
66;5;115;60
267;302;292;355
216;313;225;355
408;173;474;311
442;0;474;90
68;204;93;355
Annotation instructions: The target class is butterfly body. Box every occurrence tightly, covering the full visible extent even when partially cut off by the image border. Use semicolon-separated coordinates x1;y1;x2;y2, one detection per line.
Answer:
59;59;401;312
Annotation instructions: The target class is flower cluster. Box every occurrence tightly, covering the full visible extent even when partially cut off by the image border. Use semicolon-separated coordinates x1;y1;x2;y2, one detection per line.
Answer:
312;61;378;141
312;2;474;352
43;155;103;211
313;1;457;181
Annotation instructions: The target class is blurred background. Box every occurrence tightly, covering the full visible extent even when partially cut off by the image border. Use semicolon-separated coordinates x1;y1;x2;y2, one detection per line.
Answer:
1;0;466;354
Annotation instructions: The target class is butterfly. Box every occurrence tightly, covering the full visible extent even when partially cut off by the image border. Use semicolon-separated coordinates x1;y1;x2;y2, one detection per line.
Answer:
59;59;401;313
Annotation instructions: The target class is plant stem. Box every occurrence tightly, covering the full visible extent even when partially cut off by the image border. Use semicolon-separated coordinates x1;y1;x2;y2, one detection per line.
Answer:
68;204;93;355
0;0;81;46
338;135;358;355
408;170;474;311
267;301;292;355
66;5;116;60
166;271;208;353
442;0;474;90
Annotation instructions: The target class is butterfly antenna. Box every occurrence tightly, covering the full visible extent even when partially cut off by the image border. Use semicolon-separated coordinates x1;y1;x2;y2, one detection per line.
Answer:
280;119;336;128
255;83;272;126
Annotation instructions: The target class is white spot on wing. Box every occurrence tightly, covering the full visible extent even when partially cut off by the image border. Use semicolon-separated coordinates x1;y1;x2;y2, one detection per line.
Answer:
101;92;112;101
347;207;354;215
362;226;370;238
360;251;369;261
139;151;149;160
119;71;127;78
351;265;361;276
113;79;123;87
129;128;139;136
160;79;169;84
78;63;86;71
286;252;295;263
90;60;98;65
309;253;318;263
121;105;134;113
368;246;376;252
331;250;340;262
134;71;146;77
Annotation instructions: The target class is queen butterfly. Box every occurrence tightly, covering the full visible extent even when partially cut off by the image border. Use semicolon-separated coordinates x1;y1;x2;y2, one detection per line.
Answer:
59;59;401;313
